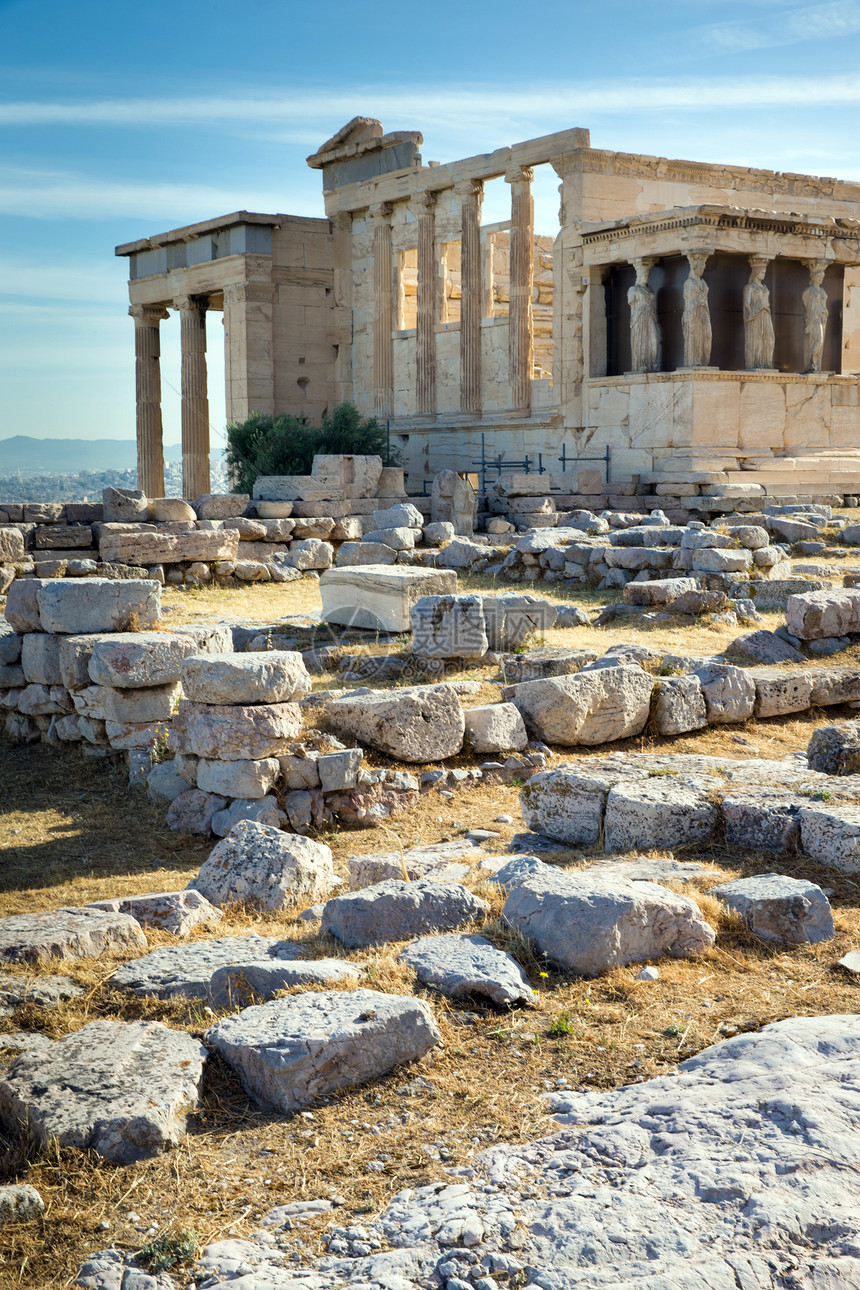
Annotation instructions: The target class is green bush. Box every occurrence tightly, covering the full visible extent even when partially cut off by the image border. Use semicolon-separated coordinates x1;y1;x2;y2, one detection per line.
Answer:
225;402;400;495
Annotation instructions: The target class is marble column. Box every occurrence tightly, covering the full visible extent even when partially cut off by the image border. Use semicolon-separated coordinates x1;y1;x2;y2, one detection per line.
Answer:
506;166;535;411
456;179;483;414
372;204;394;417
417;191;438;417
175;295;210;500
130;304;169;499
331;211;354;405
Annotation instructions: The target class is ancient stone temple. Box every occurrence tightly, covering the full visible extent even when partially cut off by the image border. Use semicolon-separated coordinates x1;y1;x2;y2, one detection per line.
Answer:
117;117;860;498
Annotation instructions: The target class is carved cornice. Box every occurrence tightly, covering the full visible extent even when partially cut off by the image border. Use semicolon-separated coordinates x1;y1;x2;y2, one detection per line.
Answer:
129;304;169;325
581;205;860;245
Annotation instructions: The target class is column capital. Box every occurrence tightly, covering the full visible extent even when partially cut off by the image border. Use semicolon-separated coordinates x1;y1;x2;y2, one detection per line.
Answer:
748;254;773;271
173;294;206;314
331;210;353;234
505;165;534;185
454;178;483;203
419;189;441;212
369;202;393;223
685;249;712;271
129;304;168;326
633;255;658;273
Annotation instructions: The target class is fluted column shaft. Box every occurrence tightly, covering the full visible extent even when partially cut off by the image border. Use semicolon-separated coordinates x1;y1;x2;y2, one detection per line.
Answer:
372;205;394;417
175;296;210;500
417;192;438;416
130;305;168;499
457;179;483;414
507;166;534;411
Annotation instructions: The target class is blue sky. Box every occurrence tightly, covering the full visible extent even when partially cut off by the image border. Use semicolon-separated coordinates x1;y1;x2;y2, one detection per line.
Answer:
2;0;860;456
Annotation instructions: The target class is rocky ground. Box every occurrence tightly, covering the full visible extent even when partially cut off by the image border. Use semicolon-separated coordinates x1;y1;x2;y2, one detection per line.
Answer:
1;577;860;1289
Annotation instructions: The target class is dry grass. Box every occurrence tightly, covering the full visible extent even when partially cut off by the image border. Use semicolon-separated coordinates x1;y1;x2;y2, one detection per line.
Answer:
4;573;860;1286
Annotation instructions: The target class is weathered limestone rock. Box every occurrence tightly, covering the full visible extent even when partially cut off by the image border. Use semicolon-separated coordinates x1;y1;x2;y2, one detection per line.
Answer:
327;683;464;762
165;788;228;835
282;538;333;571
99;529;239;566
731;629;805;664
520;766;620;846
36;578;160;634
209;959;364;1009
210;795;281;837
464;702;528;754
321;880;489;948
87;890;221;938
363;525;416;551
87;631;198;688
411;595;487;659
711;874;834;945
190;822;335;911
431;470;477;535
799;803;860;872
691;547;752;574
0;1020;206;1163
335;540;398;566
751;667;815;718
206;989;440;1112
604;774;721;853
181;651;310;705
694;663;756;723
112;934;302;999
623;577;698;606
102;486;148;521
0;972;83;1015
317;748;362;791
400;934;534;1007
786;589;860;640
482;593;558;650
102;682;180;724
20;633;63;686
0;528;25;562
722;790;802;852
4;580;46;633
0;907;146;965
809;666;860;706
652;676;708;735
176;699;301;760
347;840;484;890
320;565;457;632
196;756;280;799
195;493;250;520
0;1184;44;1225
146;761;190;804
807;722;860;774
511;666;654;747
503;870;715;976
434;537;489;569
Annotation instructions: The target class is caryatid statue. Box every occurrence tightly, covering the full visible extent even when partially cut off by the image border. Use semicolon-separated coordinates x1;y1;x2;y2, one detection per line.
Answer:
682;251;712;367
743;256;775;369
628;257;659;373
803;259;829;373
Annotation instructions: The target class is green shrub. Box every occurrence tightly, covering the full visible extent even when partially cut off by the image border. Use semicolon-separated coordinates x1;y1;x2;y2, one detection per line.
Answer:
225;402;400;495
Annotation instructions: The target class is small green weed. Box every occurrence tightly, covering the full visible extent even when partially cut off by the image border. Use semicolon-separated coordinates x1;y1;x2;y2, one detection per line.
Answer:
547;1012;575;1038
648;768;679;777
137;1230;197;1272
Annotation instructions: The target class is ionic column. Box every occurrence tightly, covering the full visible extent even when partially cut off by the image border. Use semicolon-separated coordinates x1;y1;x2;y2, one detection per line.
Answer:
456;179;483;414
130;305;168;499
506;165;535;411
174;296;210;500
372;204;394;417
331;212;355;404
417;191;438;417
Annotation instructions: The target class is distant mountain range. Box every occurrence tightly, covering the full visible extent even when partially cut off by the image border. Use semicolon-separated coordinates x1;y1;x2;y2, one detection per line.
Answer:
0;436;189;474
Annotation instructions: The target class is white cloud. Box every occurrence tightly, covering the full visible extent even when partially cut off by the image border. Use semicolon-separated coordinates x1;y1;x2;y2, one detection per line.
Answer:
698;0;860;50
4;75;860;140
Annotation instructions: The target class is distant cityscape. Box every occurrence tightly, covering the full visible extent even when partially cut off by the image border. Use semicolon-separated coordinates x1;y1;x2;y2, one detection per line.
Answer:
0;437;230;501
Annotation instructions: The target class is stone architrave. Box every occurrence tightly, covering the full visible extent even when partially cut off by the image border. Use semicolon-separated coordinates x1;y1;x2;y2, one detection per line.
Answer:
430;470;476;536
803;259;829;373
682;251;712;368
628;257;658;373
743;256;775;369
